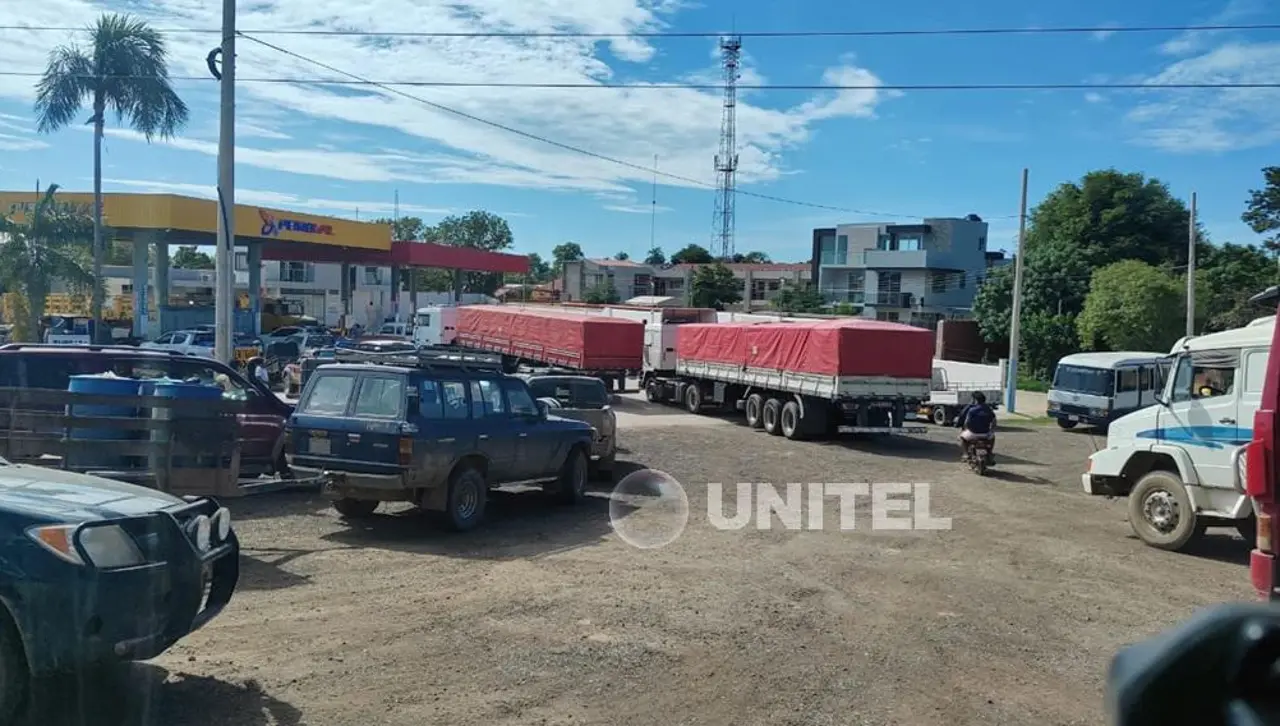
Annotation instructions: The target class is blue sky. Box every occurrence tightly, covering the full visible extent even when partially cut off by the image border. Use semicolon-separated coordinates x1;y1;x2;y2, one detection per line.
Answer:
1;0;1278;263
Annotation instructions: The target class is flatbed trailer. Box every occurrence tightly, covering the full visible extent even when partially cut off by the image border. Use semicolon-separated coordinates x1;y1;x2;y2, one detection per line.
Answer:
642;319;933;440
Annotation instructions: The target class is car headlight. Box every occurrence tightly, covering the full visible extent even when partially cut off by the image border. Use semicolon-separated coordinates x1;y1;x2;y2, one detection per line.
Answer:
27;523;145;568
211;507;232;542
187;515;212;553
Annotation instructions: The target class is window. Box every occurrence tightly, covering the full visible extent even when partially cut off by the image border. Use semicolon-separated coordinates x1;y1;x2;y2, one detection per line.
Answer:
880;271;902;292
1117;368;1138;393
417;380;444;419
527;378;608;409
192;333;215;347
978;236;987;250
1053;366;1115;396
470;379;505;418
234;251;248;271
835;235;848;265
930;273;947;294
301;374;356;415
440;380;470;419
1170;352;1238;403
353;377;404;418
1139;366;1151;391
897;236;922;251
278;261;314;283
1246;350;1268;394
364;267;382;285
503;380;538;416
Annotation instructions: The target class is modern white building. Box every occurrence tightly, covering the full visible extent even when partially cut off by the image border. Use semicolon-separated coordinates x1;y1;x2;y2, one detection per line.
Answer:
810;216;1008;328
560;259;812;311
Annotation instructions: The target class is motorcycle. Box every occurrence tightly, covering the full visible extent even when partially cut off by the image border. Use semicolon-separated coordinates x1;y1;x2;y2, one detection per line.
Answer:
964;438;995;476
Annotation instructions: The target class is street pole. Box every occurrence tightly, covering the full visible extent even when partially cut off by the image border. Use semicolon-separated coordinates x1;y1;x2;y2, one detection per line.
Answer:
214;0;236;364
1186;191;1197;339
1004;168;1030;414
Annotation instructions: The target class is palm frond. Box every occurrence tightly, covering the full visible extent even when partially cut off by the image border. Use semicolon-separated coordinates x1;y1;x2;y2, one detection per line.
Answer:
91;13;189;139
34;46;94;133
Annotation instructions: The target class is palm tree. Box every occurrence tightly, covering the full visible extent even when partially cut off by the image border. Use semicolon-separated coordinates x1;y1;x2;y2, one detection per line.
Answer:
34;13;188;341
0;185;98;342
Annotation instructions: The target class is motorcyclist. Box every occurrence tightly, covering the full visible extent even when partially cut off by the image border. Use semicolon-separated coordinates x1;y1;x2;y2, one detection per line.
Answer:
955;391;996;461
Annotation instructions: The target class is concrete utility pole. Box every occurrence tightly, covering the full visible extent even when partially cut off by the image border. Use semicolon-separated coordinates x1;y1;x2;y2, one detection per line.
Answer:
1186;191;1197;339
214;0;237;363
1005;168;1030;414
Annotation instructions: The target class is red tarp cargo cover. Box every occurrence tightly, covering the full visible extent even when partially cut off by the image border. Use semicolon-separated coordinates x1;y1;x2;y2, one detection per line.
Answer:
676;318;933;378
455;306;644;370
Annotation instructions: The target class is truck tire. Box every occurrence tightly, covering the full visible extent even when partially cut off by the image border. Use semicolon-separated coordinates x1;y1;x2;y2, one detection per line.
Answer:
1127;470;1200;551
333;498;378;518
932;406;949;426
645;380;663;403
0;608;27;726
1057;418;1077;430
744;393;765;429
780;400;805;440
761;398;783;436
443;465;488;531
684;384;704;414
548;447;588;505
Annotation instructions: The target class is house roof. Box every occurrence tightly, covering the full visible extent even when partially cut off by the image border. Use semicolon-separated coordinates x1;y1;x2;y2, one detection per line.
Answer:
668;262;810;273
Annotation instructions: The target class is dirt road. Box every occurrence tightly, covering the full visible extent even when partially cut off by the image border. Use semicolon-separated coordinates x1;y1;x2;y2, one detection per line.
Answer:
29;410;1252;726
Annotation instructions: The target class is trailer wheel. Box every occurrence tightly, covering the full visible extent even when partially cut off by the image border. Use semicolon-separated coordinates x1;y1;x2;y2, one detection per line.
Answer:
932;406;950;426
744;393;765;429
684;384;704;414
645;380;663;403
761;398;783;436
780;401;805;440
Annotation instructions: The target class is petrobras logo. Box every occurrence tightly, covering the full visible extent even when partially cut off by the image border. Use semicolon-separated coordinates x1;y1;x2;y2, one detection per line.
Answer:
258;209;334;237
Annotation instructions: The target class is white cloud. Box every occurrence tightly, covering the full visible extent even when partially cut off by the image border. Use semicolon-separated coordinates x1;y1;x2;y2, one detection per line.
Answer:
0;132;47;151
1126;41;1280;152
100;177;452;217
603;203;671;214
1083;92;1105;104
0;0;893;195
1158;0;1266;56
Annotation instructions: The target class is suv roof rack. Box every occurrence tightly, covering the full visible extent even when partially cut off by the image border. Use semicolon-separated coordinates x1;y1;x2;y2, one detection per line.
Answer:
0;342;171;354
331;346;505;371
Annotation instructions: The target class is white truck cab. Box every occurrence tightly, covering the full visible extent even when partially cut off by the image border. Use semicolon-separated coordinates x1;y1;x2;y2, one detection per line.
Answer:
1083;316;1275;551
411;306;459;348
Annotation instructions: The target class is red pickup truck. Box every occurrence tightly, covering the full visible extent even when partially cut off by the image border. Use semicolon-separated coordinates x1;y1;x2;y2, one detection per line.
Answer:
1246;286;1280;599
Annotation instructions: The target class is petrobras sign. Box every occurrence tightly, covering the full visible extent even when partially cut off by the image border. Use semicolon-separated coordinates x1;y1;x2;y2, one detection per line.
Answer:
258;209;334;238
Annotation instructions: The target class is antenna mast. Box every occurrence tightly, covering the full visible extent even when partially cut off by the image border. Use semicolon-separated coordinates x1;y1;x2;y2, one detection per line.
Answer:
712;35;742;261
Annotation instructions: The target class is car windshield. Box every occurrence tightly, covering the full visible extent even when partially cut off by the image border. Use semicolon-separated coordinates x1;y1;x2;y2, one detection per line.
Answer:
1053;365;1115;396
527;378;608;408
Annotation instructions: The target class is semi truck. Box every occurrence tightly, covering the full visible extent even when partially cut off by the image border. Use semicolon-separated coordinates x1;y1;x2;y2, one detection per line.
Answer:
642;318;934;439
411;305;644;389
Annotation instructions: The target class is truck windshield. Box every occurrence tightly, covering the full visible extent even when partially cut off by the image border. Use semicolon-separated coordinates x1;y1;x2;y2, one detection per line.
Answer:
528;378;608;408
1053;365;1115;396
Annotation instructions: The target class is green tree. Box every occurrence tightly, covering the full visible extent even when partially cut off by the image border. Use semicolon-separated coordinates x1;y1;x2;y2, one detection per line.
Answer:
615;251;630;261
551;242;584;275
731;251;771;263
1020;312;1079;381
371;215;428;242
424;210;515;295
1078;260;1184;352
1026;169;1192;269
671;243;714;264
172;245;214;269
35;13;188;340
1243;167;1280;257
770;281;825;313
972;265;1014;343
0;184;97;341
644;246;666;265
690;262;742;310
583;281;621;304
1195;242;1279;331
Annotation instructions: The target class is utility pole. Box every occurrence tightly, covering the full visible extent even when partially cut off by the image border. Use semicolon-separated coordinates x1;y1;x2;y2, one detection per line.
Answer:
650;154;658;254
1186;191;1197;339
1005;168;1030;414
213;0;236;364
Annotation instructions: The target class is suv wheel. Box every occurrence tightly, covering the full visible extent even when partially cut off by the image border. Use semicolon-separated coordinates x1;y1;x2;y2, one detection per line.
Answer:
549;448;588;505
444;465;487;531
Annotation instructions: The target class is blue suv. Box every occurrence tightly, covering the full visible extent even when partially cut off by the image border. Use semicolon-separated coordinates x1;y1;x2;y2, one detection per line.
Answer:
286;349;596;531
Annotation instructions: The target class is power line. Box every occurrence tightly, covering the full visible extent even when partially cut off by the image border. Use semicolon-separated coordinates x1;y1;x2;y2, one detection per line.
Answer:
232;32;1001;220
3;22;1279;38
0;71;1274;91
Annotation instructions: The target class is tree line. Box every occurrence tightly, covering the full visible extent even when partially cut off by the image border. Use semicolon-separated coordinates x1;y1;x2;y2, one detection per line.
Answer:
973;168;1280;381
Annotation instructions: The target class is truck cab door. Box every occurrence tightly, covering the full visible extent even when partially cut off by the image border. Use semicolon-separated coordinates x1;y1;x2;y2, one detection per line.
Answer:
1161;352;1244;489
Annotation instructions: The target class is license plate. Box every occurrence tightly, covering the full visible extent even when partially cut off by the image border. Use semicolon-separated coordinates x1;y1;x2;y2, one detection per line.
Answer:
1068;415;1079;422
310;437;331;455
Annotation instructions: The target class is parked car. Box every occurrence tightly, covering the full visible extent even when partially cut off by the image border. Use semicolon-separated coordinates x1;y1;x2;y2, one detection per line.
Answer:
522;373;617;479
0;343;294;478
140;329;216;358
0;457;238;721
286;348;595;531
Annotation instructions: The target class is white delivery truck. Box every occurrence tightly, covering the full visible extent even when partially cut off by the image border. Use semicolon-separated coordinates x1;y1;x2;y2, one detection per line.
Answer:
921;359;1007;425
1083;315;1274;551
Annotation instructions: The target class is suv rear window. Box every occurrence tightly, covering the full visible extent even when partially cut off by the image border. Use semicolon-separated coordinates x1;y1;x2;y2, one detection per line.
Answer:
301;374;357;415
352;377;405;418
528;378;608;408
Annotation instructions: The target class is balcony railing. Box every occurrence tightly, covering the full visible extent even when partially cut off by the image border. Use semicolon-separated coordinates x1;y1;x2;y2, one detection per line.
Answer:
872;291;913;307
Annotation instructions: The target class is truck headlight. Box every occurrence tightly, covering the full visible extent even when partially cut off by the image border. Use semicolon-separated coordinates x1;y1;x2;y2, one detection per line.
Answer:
27;523;145;568
211;507;232;542
186;515;212;553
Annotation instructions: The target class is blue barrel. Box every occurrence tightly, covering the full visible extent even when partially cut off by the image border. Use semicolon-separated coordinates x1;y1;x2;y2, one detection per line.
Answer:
152;380;227;469
65;374;142;471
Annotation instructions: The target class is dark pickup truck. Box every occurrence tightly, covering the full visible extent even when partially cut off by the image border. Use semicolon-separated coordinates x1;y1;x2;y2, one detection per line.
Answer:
286;348;596;531
0;458;238;721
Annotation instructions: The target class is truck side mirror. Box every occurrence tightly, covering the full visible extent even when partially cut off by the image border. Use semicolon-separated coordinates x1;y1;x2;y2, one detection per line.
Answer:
535;400;549;418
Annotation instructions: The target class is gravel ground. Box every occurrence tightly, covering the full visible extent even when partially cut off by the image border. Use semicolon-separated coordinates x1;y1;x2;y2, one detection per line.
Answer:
26;401;1253;726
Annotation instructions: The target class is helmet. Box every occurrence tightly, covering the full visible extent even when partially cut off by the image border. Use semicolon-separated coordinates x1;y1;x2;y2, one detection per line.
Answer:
971;391;987;404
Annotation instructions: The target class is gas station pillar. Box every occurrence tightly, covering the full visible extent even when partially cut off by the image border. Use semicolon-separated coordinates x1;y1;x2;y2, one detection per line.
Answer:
247;242;262;335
